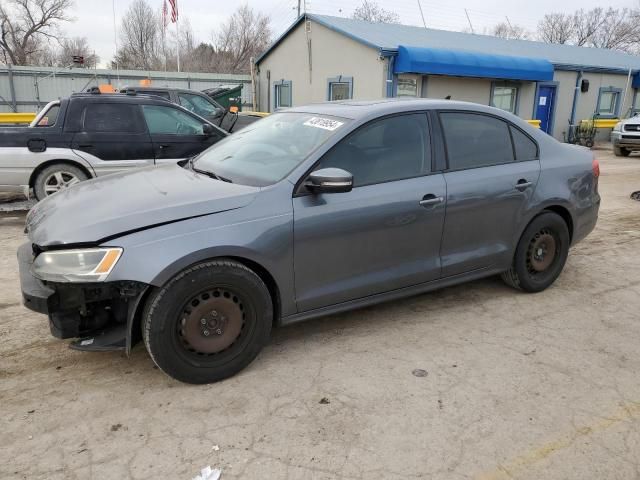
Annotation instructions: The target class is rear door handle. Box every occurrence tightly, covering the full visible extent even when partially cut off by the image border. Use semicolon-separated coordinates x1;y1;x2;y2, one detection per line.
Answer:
515;179;533;191
159;144;170;149
419;195;444;207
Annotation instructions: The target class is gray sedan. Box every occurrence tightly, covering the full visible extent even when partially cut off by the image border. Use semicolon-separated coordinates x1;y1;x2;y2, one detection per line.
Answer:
18;99;600;384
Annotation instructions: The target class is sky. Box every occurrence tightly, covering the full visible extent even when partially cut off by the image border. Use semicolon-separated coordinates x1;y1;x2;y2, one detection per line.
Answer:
63;0;637;68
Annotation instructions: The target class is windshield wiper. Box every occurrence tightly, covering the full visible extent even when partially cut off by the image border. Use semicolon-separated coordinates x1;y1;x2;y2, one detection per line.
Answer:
192;165;233;183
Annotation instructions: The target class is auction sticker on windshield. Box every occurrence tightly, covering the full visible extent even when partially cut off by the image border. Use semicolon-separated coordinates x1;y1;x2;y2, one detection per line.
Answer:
303;117;344;131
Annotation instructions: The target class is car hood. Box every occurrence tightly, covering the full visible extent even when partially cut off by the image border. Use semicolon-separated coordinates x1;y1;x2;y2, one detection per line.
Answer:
26;164;259;247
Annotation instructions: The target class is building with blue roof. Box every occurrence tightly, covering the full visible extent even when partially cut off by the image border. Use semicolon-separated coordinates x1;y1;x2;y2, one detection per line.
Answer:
255;14;640;140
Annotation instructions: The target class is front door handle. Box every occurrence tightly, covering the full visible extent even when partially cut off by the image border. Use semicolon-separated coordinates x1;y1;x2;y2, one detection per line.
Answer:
159;144;170;149
419;195;444;207
515;179;533;191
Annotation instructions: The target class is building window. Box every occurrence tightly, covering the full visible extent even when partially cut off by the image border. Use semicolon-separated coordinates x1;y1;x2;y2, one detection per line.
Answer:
397;78;417;97
596;87;622;118
327;76;353;101
274;80;292;109
491;84;519;114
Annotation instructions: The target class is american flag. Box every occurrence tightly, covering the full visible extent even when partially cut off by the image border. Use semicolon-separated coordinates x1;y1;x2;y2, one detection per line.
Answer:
168;0;178;23
162;0;168;29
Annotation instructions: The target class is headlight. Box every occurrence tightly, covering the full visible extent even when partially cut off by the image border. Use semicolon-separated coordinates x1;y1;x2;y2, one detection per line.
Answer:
613;122;622;132
32;248;123;283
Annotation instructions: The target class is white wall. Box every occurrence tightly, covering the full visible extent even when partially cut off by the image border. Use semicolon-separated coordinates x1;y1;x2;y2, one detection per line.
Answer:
256;20;386;111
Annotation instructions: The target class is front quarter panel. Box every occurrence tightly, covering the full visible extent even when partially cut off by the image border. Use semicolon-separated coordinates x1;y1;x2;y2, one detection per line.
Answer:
104;184;297;316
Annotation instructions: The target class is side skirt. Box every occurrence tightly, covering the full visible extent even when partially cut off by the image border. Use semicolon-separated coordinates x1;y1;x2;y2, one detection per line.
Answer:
280;266;503;326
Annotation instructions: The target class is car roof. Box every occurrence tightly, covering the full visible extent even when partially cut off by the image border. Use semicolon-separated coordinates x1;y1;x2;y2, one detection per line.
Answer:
284;98;506;120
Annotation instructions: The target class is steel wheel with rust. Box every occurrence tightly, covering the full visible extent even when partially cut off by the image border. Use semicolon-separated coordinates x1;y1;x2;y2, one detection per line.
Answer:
143;260;273;384
501;212;570;292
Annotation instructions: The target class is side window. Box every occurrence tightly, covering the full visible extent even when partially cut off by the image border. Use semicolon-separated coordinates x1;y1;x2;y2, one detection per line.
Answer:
317;114;430;187
510;126;538;161
142;105;205;135
178;93;219;117
440;112;513;170
327;76;353;101
491;85;518;114
596;87;621;118
83;104;144;133
274;80;292;109
35;104;60;127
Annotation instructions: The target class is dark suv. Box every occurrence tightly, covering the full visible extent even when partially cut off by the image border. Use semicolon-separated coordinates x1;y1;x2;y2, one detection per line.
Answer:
0;92;227;199
121;86;260;133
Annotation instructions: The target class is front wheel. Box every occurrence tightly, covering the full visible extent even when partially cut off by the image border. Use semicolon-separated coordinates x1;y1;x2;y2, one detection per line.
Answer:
614;146;631;157
501;212;570;293
142;260;273;384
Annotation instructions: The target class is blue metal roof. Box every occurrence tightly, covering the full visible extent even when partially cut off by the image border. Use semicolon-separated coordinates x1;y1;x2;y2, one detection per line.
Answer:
257;14;640;74
395;46;554;81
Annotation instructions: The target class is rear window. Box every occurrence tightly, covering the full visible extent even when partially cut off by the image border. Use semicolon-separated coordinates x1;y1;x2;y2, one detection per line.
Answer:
440;112;514;170
510;126;538;161
83;103;144;133
35;104;60;127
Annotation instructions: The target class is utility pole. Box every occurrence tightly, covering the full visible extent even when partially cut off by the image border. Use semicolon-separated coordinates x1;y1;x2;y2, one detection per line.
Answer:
417;0;426;28
464;9;475;34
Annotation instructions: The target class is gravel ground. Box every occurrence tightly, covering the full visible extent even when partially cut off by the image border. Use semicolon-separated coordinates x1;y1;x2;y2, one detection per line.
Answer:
1;149;640;480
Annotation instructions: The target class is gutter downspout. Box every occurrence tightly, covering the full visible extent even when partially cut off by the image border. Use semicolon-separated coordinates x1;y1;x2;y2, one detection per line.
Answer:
385;54;395;98
569;71;582;137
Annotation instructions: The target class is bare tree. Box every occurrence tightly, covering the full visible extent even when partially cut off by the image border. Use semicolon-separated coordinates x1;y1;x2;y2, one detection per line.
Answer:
213;5;271;74
113;0;161;70
537;13;574;44
491;22;529;40
352;0;400;24
0;0;73;65
56;36;98;67
571;8;606;46
588;8;640;52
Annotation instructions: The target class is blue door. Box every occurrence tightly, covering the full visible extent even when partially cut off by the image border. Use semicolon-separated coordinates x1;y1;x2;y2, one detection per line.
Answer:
535;85;556;134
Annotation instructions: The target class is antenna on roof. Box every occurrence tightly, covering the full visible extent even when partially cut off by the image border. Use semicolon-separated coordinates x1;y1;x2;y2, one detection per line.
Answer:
464;9;475;34
417;0;427;28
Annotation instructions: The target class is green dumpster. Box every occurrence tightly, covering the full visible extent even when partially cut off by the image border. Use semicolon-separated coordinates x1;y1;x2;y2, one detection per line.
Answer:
203;85;243;112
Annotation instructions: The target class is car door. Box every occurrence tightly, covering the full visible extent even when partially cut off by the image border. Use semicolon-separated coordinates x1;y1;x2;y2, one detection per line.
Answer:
71;102;154;175
438;111;541;277
141;104;224;164
292;113;447;312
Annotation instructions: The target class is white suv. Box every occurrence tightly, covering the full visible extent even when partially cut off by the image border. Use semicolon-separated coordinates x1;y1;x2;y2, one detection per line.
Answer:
611;115;640;157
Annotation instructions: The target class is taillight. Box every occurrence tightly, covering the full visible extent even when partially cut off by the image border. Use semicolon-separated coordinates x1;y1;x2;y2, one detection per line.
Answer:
592;157;600;177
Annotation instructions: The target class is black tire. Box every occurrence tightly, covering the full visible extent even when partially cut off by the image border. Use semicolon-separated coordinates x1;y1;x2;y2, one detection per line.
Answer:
33;163;88;200
614;146;631;157
501;212;570;293
142;260;273;384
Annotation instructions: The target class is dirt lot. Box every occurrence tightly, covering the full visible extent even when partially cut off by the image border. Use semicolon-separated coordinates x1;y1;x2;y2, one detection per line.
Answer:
2;149;640;480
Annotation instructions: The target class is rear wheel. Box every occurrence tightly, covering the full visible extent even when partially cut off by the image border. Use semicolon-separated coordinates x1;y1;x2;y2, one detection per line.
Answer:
501;212;570;293
34;163;88;200
142;260;272;384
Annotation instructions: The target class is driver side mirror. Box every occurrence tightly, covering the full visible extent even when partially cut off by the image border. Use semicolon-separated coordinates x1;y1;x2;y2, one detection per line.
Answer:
212;107;225;119
305;168;353;194
202;123;216;136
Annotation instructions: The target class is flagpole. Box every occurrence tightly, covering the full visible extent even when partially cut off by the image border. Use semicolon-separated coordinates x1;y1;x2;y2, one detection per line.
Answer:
176;0;181;73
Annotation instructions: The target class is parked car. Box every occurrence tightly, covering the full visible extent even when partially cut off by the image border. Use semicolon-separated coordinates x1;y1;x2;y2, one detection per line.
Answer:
0;92;227;200
611;114;640;156
120;86;262;133
18;99;600;384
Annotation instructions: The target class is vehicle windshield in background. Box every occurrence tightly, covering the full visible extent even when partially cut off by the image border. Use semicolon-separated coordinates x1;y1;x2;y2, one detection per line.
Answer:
178;92;220;117
193;112;349;186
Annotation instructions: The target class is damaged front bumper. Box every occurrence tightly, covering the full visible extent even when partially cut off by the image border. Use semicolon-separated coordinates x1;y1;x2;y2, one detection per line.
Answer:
17;242;149;352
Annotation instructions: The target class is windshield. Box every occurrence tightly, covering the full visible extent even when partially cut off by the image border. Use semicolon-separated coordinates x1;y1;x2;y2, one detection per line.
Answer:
193;112;349;186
